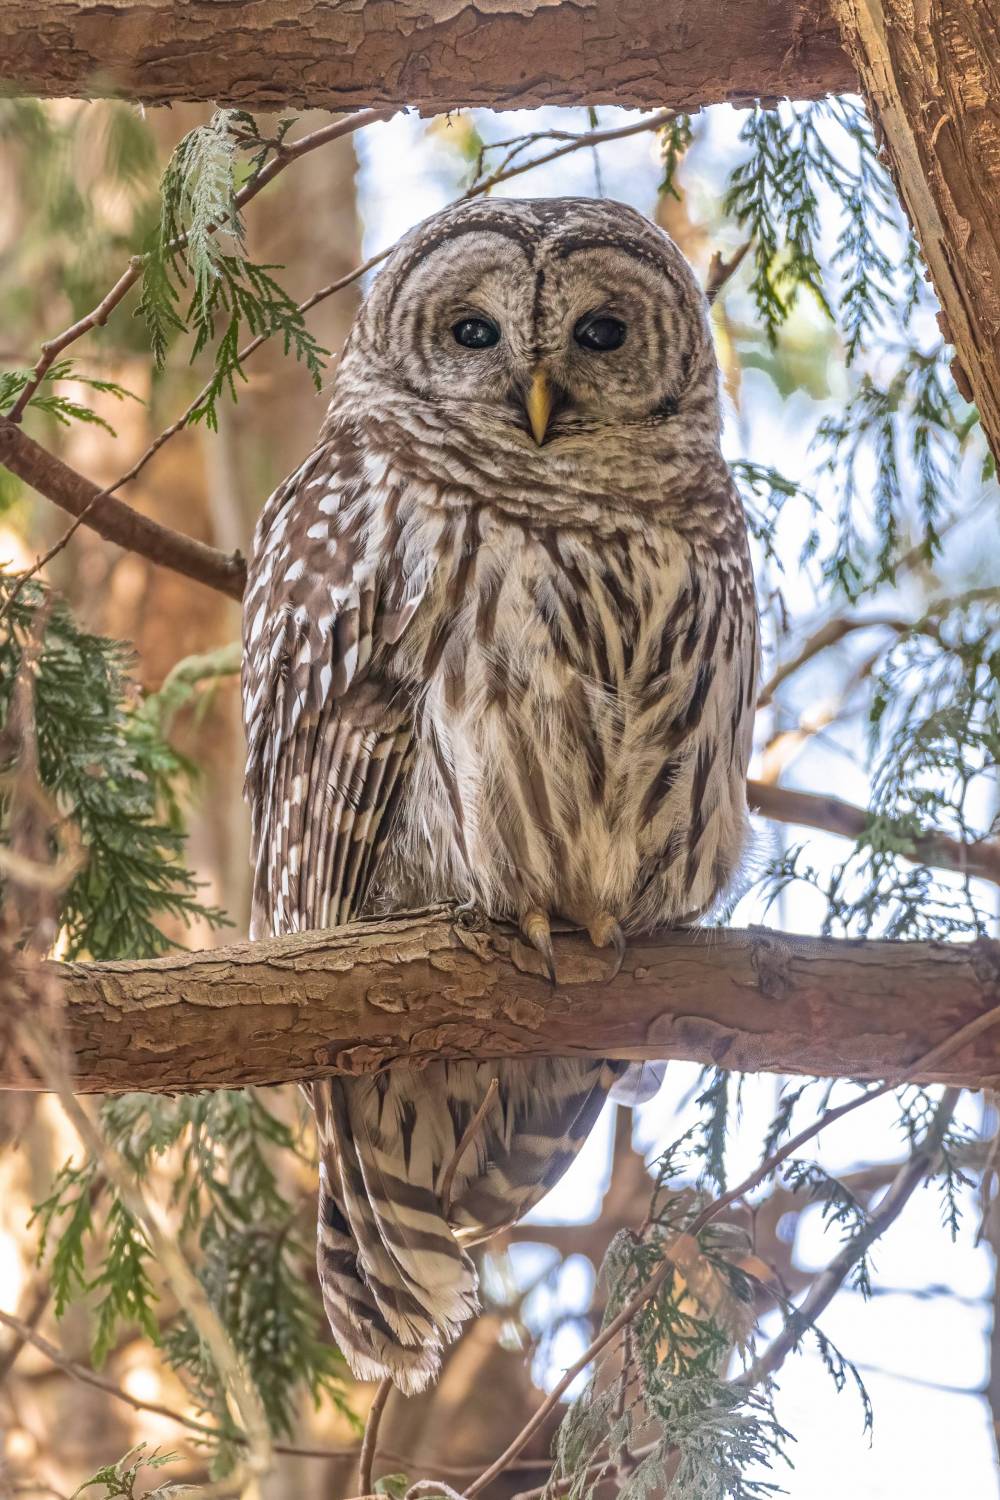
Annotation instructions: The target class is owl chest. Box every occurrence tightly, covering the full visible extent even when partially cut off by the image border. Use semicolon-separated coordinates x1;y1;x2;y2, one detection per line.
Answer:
400;513;689;831
402;515;682;722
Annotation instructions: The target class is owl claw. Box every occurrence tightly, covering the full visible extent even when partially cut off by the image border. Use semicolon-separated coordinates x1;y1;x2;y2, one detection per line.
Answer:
522;909;557;984
588;914;627;982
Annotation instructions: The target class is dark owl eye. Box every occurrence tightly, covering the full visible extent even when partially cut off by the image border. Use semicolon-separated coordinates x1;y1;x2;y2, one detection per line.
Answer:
574;315;627;352
452;317;501;349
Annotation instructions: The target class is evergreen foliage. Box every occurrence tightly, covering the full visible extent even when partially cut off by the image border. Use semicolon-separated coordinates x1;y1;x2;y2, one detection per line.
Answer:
137;108;328;428
548;1139;792;1500
764;591;999;941
723;99;897;358
72;1445;189;1500
33;1090;357;1472
0;577;225;958
0;362;140;435
1;582;351;1470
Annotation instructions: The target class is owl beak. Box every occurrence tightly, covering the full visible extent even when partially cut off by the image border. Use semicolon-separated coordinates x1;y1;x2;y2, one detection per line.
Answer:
525;368;554;445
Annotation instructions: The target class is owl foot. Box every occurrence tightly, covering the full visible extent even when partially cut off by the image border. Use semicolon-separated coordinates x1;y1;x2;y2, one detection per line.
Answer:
588;913;627;982
521;908;557;984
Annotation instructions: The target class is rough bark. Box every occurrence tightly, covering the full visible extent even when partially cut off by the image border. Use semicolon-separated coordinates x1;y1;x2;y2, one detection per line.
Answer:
6;910;1000;1095
831;0;1000;465
0;0;856;114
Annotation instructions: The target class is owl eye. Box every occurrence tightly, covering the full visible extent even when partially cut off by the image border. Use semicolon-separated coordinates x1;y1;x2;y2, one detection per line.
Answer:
452;317;501;349
574;315;627;352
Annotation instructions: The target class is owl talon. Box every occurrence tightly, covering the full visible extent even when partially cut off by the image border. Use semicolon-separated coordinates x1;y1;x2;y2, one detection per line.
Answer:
588;914;627;982
522;909;557;984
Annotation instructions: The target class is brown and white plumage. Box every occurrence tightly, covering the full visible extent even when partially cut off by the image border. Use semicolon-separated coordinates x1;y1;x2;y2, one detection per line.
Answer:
242;197;758;1392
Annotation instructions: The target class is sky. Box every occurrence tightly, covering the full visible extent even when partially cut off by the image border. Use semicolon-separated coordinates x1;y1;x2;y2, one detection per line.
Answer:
354;105;1000;1499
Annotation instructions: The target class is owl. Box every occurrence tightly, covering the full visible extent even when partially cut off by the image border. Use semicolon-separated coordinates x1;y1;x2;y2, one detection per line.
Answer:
241;197;758;1393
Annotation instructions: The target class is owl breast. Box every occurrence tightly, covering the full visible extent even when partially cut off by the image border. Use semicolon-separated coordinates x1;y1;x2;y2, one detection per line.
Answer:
377;493;755;934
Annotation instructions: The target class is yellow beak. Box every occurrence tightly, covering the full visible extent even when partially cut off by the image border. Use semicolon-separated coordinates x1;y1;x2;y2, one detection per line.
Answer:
525;368;553;446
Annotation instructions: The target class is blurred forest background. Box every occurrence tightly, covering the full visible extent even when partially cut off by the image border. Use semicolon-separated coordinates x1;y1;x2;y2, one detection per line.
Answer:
0;95;998;1499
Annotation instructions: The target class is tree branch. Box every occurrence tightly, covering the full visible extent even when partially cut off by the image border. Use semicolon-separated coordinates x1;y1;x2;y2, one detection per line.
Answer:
1;1;855;114
757;589;1000;708
0;420;246;599
4;911;1000;1095
0;1306;367;1465
746;779;1000;887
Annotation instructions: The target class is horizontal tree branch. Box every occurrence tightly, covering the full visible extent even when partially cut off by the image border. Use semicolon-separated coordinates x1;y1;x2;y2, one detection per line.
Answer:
5;910;1000;1095
746;779;1000;886
0;419;247;600
1;1;856;114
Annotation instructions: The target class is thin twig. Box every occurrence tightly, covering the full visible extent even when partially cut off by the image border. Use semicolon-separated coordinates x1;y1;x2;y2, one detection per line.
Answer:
6;261;146;423
0;1282;52;1384
0;1307;227;1443
358;1376;393;1497
757;586;1000;709
758;613;912;707
5;108;394;424
0;511;101;624
705;240;752;303
98;249;390;508
466;1005;997;1497
466;110;677;200
736;1087;962;1387
0;1305;374;1465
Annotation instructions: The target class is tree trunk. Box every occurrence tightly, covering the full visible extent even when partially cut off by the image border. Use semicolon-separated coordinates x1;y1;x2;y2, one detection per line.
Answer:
0;0;855;114
831;0;1000;465
6;912;1000;1094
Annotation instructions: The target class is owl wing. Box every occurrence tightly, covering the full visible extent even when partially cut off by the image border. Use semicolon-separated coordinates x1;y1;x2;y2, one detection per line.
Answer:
242;436;428;938
243;437;482;1393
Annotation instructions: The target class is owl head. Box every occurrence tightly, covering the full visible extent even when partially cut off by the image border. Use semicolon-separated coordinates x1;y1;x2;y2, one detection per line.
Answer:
335;198;723;499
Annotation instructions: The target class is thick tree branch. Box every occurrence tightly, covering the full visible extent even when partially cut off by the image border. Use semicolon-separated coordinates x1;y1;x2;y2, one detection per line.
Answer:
4;911;1000;1095
0;420;247;600
0;1;855;114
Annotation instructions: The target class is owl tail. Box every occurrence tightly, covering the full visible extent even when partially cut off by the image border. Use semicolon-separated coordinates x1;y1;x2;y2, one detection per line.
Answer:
312;1059;624;1394
313;1074;478;1395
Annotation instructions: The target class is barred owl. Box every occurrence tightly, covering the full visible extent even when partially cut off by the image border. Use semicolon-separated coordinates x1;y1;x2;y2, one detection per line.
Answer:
242;197;758;1393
